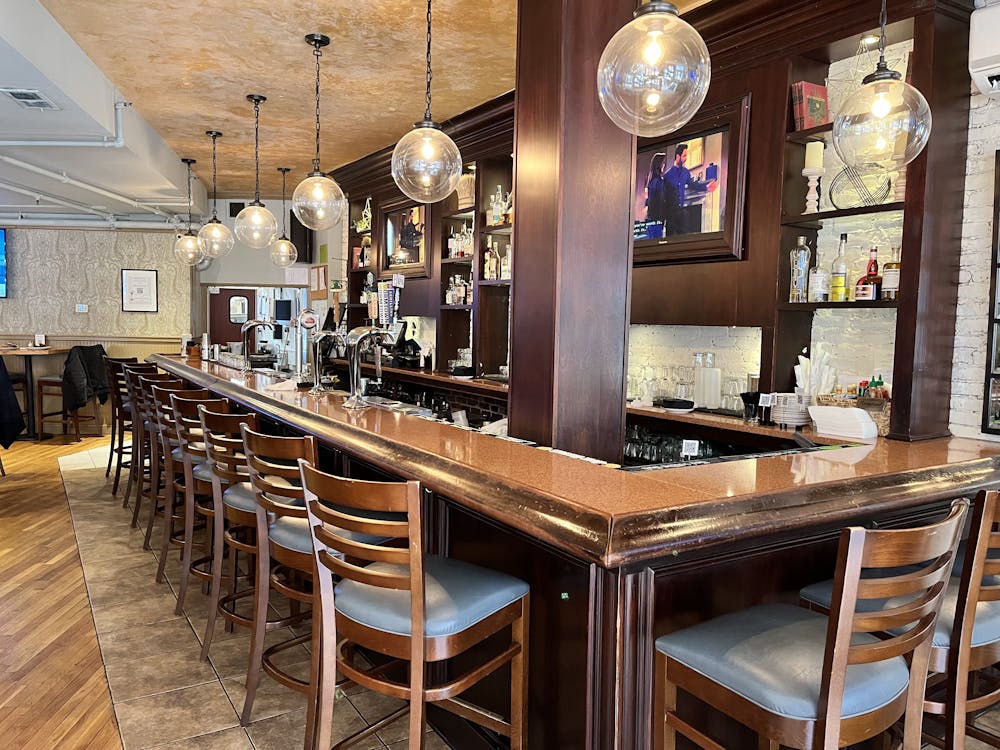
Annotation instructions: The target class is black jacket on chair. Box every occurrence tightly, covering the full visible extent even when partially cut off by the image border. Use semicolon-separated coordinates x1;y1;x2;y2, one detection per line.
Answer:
62;344;110;413
0;358;26;448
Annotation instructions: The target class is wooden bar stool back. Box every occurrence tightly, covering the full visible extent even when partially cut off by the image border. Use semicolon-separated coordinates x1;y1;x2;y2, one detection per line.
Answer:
170;393;227;615
121;366;165;516
148;385;209;582
655;500;968;750
197;406;262;661
238;425;319;730
132;374;182;534
300;459;530;750
103;356;137;494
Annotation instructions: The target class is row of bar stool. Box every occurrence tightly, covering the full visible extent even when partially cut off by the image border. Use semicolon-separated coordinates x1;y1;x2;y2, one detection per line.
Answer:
100;360;530;749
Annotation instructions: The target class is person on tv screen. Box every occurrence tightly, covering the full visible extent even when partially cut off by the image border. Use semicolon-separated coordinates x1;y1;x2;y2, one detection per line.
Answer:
663;143;717;236
644;152;669;238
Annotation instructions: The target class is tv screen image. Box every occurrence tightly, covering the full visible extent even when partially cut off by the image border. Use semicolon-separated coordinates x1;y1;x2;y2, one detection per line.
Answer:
0;228;7;298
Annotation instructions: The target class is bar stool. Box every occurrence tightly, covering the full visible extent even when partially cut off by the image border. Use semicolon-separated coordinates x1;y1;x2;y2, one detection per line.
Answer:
800;490;1000;748
36;375;101;441
300;459;531;750
103;356;137;494
121;364;162;515
148;384;210;583
130;373;179;535
238;426;319;731
170;393;227;615
653;500;968;750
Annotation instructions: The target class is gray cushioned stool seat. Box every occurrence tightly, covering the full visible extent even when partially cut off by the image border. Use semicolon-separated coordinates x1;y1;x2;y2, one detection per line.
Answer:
222;482;257;513
171;447;207;464
193;462;215;482
800;578;1000;649
655;603;909;721
335;556;529;639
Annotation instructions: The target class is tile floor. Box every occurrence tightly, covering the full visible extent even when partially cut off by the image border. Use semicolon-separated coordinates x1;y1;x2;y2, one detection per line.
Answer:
60;447;449;750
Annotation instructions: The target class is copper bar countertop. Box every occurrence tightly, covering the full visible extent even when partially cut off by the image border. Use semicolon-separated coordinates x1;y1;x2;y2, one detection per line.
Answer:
151;355;1000;569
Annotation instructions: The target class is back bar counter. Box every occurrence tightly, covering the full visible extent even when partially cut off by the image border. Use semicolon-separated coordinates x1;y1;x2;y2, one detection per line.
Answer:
151;355;1000;749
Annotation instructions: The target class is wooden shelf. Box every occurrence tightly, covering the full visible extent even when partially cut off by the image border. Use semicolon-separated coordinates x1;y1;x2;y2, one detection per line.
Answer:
785;122;833;144
441;304;473;311
444;208;476;220
781;202;905;228
777;300;898;311
479;279;511;287
349;265;374;273
441;256;473;265
484;222;513;235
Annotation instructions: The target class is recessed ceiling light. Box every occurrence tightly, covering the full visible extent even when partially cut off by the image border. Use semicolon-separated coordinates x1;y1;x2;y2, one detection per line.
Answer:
861;34;879;45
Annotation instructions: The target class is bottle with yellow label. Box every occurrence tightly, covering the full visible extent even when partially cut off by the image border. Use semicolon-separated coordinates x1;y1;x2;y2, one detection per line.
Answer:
829;233;848;302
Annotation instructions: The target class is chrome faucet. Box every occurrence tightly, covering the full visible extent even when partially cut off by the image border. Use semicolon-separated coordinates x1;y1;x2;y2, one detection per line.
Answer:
239;319;275;374
343;326;396;409
309;330;346;394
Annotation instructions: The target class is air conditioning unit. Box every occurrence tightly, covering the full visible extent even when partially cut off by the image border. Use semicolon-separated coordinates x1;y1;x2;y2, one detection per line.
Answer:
970;4;1000;97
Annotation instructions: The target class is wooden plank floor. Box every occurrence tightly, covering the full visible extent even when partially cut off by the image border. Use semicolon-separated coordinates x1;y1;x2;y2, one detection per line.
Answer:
0;436;122;750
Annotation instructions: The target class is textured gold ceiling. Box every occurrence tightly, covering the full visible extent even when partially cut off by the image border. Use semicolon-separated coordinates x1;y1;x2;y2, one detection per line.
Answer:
38;0;518;199
38;0;711;200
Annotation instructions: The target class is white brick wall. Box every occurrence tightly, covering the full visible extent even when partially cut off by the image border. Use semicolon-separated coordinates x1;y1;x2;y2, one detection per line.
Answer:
628;325;763;392
950;87;1000;440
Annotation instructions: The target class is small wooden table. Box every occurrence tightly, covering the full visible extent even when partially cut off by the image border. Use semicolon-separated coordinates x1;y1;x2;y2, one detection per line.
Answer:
0;347;69;439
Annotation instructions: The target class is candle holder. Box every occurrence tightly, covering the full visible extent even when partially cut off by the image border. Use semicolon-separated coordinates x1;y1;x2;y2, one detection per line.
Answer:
802;167;826;214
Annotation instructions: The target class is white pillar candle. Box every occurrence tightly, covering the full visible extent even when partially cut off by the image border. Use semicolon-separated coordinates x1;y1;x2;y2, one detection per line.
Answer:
804;140;825;170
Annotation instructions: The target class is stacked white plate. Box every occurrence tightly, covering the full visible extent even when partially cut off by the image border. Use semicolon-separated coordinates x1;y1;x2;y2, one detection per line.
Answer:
771;393;812;426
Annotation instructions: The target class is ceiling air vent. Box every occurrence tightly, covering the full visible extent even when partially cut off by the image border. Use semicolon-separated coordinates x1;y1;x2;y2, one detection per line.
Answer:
0;88;60;111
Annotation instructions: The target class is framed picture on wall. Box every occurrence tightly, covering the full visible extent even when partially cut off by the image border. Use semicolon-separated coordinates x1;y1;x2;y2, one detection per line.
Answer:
379;200;430;278
633;94;751;265
121;268;158;312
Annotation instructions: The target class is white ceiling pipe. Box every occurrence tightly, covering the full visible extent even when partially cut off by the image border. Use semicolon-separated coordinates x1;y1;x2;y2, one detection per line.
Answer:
0;101;130;148
0;178;109;217
0;204;67;209
0;152;178;220
0;217;176;231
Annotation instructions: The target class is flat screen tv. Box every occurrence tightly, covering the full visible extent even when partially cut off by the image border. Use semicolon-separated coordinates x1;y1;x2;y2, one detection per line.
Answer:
0;228;7;298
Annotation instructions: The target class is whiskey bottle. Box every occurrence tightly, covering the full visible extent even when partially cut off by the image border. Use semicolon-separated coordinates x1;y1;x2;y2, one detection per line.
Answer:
829;233;849;302
854;246;882;301
789;235;810;303
807;240;830;303
881;244;901;301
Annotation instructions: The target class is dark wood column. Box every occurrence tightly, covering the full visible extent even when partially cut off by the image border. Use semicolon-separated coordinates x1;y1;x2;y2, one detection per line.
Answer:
508;0;636;462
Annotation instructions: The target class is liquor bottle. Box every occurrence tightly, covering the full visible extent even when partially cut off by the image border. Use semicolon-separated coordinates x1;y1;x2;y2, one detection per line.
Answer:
807;240;830;303
881;244;901;301
829;233;849;302
789;235;810;303
854;246;882;301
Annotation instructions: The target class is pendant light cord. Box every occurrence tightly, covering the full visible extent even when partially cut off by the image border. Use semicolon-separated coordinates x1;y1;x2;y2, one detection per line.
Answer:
424;0;433;122
253;99;262;203
210;134;219;221
186;161;193;233
281;170;288;237
878;0;888;67
313;43;323;173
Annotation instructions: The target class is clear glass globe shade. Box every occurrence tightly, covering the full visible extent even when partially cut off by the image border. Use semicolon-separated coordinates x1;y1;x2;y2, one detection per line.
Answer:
197;219;235;259
391;126;463;204
173;232;204;266
270;237;298;267
234;203;278;249
832;77;932;172
597;7;711;137
291;174;346;230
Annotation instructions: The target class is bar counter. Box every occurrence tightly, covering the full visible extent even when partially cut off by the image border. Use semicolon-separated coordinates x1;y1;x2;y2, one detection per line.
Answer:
151;355;1000;749
151;355;1000;567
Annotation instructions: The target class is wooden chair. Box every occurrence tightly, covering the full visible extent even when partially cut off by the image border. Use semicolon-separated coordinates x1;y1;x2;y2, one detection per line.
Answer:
131;374;181;537
170;393;227;615
197;405;264;661
801;490;1000;748
300;458;530;750
148;384;210;584
103;356;137;494
36;374;101;441
654;500;968;750
238;426;319;733
120;364;162;516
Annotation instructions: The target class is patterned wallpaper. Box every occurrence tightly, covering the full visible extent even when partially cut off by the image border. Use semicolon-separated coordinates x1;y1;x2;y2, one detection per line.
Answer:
0;229;190;338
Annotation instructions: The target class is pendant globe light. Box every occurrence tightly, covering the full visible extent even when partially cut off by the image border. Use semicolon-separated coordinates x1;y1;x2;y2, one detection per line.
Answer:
832;0;931;172
173;158;204;266
271;167;298;268
597;2;711;138
390;0;462;204
234;94;278;249
197;130;235;259
292;34;347;230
